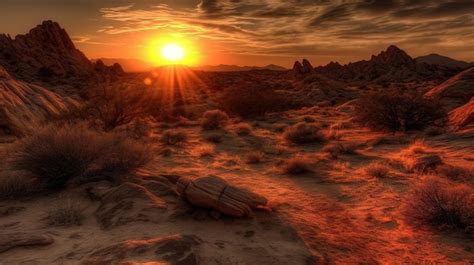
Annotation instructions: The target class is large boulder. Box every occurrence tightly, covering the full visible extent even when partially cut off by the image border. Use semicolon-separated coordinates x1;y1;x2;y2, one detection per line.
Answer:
82;234;202;265
176;175;267;217
425;67;474;108
449;97;474;129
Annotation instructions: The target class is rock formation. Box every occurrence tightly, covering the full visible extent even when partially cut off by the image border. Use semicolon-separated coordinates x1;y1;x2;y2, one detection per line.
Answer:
293;59;313;75
425;67;474;108
449;97;474;129
0;21;93;82
0;66;79;136
314;45;458;83
176;175;268;217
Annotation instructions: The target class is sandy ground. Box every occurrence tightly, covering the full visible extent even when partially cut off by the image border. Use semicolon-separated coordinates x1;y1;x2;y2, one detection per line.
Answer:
1;104;473;264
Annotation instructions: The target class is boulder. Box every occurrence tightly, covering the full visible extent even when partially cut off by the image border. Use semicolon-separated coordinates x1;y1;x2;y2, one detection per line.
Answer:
0;232;54;253
293;59;313;76
82;234;202;265
95;182;167;229
425;67;474;108
449;97;474;129
176;175;267;217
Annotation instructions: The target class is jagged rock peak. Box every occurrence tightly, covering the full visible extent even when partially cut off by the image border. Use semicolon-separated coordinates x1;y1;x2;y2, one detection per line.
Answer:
293;59;313;75
371;45;414;65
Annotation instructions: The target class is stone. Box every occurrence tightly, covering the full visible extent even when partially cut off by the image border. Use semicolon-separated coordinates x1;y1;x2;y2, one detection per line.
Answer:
0;232;54;253
449;97;474;129
82;234;202;265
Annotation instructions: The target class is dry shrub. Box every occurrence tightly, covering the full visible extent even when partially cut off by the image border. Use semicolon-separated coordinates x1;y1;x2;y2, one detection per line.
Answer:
355;90;446;132
219;87;295;118
12;125;152;190
404;177;474;232
46;202;84;227
323;143;359;158
201;110;229;130
283;157;313;175
364;162;390;178
284;122;325;144
160;130;187;145
245;151;263;164
234;123;253;136
436;165;473;182
0;173;38;200
204;132;224;143
197;146;215;158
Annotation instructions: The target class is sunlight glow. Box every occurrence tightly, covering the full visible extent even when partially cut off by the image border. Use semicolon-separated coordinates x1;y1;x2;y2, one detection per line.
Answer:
162;44;184;62
145;36;199;66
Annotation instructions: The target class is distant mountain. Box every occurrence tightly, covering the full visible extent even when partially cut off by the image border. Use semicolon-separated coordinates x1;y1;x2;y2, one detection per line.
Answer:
313;45;459;83
193;64;287;72
415;54;472;69
92;58;154;73
0;20;93;82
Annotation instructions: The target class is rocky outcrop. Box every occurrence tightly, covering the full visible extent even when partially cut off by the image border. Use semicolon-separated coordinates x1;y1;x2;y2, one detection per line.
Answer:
293;59;313;76
0;21;93;82
449;97;474;129
82;234;202;265
0;66;79;136
425;67;474;108
93;59;124;76
176;175;268;217
314;45;458;83
0;233;54;253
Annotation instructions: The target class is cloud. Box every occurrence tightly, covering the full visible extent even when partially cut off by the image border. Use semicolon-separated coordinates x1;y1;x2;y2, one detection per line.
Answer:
98;0;474;63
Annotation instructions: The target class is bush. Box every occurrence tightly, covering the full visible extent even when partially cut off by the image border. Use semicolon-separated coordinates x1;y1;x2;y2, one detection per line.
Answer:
160;130;187;145
12;125;152;190
201;110;229;130
45;202;84;227
322;143;359;158
364;162;390;178
284;122;325;144
283;157;313;175
245;151;263;164
404;177;474;232
354;90;446;132
234;123;253;136
436;165;473;182
0;173;38;200
219;87;294;118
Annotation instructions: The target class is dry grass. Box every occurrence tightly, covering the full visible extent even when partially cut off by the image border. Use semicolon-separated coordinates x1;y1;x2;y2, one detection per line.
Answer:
323;143;359;158
283;157;313;175
197;146;215;158
234;123;253;136
404;177;474;232
201;110;229;130
12;124;152;190
436;165;473;182
160;130;187;145
0;173;37;200
45;202;84;227
245;151;264;164
204;132;224;143
284;122;325;145
364;162;391;178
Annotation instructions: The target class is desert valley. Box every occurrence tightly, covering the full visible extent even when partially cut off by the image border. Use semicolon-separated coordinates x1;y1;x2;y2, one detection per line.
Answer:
0;17;473;264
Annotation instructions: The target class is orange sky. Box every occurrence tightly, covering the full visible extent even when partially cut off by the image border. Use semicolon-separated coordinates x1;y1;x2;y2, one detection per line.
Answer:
1;0;473;67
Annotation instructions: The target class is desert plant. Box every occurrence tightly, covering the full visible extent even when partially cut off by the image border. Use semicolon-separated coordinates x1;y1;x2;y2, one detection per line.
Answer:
219;87;294;118
323;143;359;158
245;151;263;164
436;165;473;182
45;202;84;227
12;125;152;190
283;157;313;175
284;122;325;144
404;177;474;232
0;173;38;200
234;123;253;136
160;130;187;145
201;110;229;130
205;133;224;143
354;90;446;132
364;162;390;178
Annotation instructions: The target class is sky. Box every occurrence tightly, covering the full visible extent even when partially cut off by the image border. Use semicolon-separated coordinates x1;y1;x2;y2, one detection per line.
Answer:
0;0;473;67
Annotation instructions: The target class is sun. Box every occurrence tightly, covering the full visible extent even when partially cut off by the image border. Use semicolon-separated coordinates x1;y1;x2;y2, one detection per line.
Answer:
161;44;185;62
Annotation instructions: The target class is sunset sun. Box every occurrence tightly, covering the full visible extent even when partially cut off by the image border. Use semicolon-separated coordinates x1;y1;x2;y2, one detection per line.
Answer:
161;43;184;62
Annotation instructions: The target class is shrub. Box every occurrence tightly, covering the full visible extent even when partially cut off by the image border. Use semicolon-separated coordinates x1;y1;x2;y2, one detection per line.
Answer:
322;143;359;158
204;133;223;143
364;162;390;178
234;123;253;136
284;122;325;144
436;165;473;182
160;130;187;145
245;151;263;164
219;87;294;118
12;125;152;190
201;110;229;130
45;202;84;227
354;90;446;132
404;177;474;231
283;157;313;175
0;173;38;200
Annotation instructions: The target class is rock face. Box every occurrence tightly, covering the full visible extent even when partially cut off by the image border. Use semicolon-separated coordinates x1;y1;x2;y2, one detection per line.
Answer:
0;20;93;82
416;54;472;69
176;175;268;217
449;97;474;129
0;66;79;135
425;67;474;108
82;234;202;265
0;233;54;253
314;45;457;83
293;59;313;75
